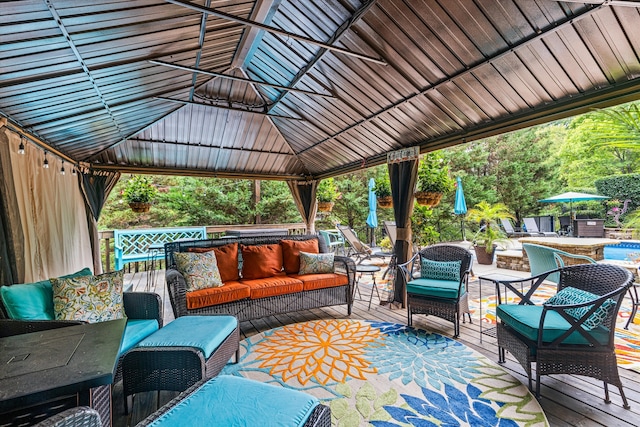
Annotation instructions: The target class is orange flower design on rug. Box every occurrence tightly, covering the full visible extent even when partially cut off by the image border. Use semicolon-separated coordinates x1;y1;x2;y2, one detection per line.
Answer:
253;319;381;385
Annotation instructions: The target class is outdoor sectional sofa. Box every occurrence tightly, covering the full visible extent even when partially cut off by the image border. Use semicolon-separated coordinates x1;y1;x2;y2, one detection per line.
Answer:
164;234;356;321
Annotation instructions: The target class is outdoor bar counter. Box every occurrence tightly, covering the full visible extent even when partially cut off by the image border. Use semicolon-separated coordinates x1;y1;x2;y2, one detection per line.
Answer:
518;236;620;263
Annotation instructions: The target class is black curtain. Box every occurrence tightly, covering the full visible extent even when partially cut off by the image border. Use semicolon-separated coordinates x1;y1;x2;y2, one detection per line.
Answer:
287;180;318;233
79;169;121;273
389;159;418;305
0;130;23;285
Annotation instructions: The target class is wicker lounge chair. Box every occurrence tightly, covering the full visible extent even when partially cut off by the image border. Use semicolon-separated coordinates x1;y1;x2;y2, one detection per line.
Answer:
398;244;473;338
496;263;634;408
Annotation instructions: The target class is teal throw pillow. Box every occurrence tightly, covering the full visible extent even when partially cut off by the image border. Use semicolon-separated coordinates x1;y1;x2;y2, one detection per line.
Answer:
420;259;461;282
0;267;93;320
299;252;335;274
544;286;616;330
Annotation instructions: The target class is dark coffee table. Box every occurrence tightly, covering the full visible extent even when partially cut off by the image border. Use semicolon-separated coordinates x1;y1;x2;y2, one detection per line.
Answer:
0;318;126;426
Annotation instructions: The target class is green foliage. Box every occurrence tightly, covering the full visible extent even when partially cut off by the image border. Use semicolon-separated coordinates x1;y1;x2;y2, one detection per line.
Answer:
466;201;513;248
595;174;640;212
411;204;440;247
317;178;339;202
122;175;158;204
255;181;301;223
588;101;640;152
417;153;455;193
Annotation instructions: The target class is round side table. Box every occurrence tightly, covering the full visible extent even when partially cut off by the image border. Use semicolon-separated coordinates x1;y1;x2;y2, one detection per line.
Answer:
355;264;382;310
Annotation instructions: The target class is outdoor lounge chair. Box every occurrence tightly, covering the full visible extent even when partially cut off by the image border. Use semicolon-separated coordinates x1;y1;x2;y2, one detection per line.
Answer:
500;218;531;237
336;224;391;264
523;243;596;284
523;217;559;237
496;263;633;408
399;244;473;338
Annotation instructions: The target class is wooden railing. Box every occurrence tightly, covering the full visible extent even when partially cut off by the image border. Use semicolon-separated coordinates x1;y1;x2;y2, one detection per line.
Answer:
99;223;308;273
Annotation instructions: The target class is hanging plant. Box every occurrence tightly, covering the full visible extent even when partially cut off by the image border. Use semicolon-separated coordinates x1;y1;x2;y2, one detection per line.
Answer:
122;175;158;213
317;178;338;212
373;174;393;208
415;153;455;207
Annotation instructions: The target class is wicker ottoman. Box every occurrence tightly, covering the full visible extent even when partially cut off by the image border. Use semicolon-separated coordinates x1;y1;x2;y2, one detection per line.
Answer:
122;315;239;413
137;375;331;427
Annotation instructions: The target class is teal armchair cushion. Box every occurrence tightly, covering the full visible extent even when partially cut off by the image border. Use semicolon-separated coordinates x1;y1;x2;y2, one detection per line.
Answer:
545;286;615;330
496;304;609;346
420;259;461;282
0;268;93;320
407;278;464;299
120;319;160;356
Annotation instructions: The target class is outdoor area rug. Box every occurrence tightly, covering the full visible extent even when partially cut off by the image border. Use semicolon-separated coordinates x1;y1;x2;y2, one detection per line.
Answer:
467;282;640;373
221;319;548;427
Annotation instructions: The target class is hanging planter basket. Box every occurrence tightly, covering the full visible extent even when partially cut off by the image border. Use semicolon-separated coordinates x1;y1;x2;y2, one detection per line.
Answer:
129;202;152;213
377;196;393;208
414;191;443;208
317;201;335;212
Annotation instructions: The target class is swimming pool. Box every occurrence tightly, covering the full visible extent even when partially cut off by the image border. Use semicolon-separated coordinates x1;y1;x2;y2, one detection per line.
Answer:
604;241;640;261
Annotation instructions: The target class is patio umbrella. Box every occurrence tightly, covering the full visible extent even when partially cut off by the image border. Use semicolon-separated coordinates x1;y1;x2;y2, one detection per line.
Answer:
538;192;609;235
538;192;609;218
366;178;378;245
454;177;467;241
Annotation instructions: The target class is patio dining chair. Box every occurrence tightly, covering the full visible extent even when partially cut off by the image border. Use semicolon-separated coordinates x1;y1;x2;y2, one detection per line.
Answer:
398;244;473;338
318;229;345;254
523;217;559;237
496;263;633;408
523;243;596;284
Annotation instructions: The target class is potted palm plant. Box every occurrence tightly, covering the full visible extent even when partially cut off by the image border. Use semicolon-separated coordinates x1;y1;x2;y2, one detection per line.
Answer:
373;175;393;208
317;178;338;212
466;201;513;264
122;175;158;213
415;153;455;207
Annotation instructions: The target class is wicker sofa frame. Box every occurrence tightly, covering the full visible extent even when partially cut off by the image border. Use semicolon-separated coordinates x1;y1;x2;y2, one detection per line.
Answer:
136;378;332;427
495;263;633;408
164;234;356;321
398;244;473;338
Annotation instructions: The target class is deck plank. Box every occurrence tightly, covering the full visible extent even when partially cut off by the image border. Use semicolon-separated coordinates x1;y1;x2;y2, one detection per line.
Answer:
114;269;640;426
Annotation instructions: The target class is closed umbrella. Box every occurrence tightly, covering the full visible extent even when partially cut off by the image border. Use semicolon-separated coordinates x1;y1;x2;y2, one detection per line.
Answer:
366;178;378;245
454;177;467;241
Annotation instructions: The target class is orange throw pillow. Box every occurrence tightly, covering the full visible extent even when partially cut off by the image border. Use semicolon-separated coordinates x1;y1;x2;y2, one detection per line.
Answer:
187;243;239;282
241;244;283;279
280;239;319;274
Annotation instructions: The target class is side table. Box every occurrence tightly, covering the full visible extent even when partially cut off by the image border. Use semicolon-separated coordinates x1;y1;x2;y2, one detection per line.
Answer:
477;273;522;343
355;265;382;310
146;242;165;291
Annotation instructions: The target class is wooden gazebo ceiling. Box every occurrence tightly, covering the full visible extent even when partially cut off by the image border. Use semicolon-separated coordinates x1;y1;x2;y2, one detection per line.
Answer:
2;0;640;180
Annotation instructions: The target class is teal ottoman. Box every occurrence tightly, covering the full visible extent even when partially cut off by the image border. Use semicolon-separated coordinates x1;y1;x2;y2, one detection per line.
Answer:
122;315;239;413
138;375;331;427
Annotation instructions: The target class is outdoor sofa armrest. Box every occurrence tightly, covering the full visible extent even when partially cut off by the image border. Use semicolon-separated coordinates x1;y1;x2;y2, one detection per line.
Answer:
166;268;189;318
123;292;164;328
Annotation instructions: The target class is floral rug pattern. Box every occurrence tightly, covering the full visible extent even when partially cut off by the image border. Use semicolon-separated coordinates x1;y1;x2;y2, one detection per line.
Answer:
222;319;548;427
467;282;640;372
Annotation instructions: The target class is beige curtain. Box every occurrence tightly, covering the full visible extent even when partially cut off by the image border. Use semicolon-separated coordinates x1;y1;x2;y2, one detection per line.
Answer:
287;180;318;234
1;129;92;283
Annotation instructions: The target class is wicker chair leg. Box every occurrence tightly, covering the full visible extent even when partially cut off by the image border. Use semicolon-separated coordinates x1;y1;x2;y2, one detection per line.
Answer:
617;384;631;409
407;307;413;327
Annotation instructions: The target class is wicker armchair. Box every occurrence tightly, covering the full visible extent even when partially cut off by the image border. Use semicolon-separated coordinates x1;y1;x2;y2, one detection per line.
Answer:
32;407;101;427
496;263;633;408
398;244;473;337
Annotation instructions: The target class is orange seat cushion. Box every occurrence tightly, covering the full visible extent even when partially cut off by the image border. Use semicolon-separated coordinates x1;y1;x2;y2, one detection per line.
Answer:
241;244;283;279
186;281;250;309
241;276;303;299
290;273;349;291
187;243;240;282
280;239;319;274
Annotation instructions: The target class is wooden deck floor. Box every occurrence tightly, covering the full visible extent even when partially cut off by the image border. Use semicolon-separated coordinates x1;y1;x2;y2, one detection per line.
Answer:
113;266;640;427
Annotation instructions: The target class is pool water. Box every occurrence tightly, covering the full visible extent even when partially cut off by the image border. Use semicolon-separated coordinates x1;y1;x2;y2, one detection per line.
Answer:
603;241;640;261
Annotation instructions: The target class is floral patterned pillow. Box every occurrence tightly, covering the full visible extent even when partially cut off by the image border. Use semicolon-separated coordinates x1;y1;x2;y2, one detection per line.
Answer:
174;251;223;291
51;270;125;323
298;252;334;275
